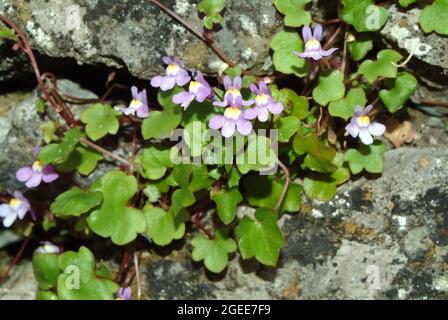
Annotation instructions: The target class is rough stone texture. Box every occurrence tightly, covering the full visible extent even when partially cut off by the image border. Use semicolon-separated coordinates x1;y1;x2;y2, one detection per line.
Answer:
381;5;448;85
141;147;448;300
0;262;36;300
0;40;32;82
0;0;283;78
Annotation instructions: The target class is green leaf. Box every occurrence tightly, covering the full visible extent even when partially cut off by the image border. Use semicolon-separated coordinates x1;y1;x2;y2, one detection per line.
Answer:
274;0;311;27
293;133;336;166
270;31;308;78
419;0;448;35
80;103;120;141
344;140;385;174
87;171;146;245
277;116;300;142
399;0;417;7
271;86;309;120
243;175;302;214
329;88;367;120
191;228;237;273
227;167;241;189
57;246;118;300
358;49;402;83
312;70;345;106
139;146;173;180
142;89;182;140
51;187;102;217
348;34;373;61
341;0;388;32
171;188;195;215
55;145;103;176
36;291;59;300
236;208;284;267
198;0;226;29
39;128;82;165
145;207;189;246
236;134;277;174
32;253;61;290
211;187;242;225
143;184;161;203
379;72;417;113
183;120;209;158
0;26;18;41
189;164;214;192
41;120;58;144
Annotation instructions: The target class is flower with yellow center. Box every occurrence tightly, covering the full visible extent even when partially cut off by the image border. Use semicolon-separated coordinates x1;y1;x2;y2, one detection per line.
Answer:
189;81;201;94
357;115;370;127
130;98;142;108
9;198;21;210
166;64;180;76
32;160;42;172
305;37;321;51
225;88;241;100
255;93;269;105
224;107;241;121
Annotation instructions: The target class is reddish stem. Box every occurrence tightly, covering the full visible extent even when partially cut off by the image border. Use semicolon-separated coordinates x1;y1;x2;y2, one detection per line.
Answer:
0;238;30;284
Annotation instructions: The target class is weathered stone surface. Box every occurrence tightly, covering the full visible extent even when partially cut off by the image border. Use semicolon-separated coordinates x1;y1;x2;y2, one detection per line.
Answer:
141;147;448;300
0;0;283;79
0;40;32;82
0;262;36;300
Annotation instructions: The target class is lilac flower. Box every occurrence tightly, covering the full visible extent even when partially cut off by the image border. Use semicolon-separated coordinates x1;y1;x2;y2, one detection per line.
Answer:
150;57;191;91
213;76;253;108
345;105;385;145
0;191;31;227
16;147;59;188
294;24;338;61
209;94;252;138
35;242;61;254
116;287;131;300
115;86;149;118
244;81;284;122
172;71;212;109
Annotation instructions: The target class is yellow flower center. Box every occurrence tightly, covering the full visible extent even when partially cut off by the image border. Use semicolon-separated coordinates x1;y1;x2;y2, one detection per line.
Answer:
357;115;370;127
189;81;201;93
225;88;241;99
255;93;268;105
130;99;142;108
224;107;241;120
306;37;320;50
9;198;21;209
32;160;42;172
166;64;179;75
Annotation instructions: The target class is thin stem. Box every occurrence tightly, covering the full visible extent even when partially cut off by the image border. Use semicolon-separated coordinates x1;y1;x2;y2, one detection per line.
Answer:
133;252;142;300
148;0;237;68
80;137;133;169
0;238;30;284
323;24;344;51
274;159;290;213
412;97;448;108
313;18;341;25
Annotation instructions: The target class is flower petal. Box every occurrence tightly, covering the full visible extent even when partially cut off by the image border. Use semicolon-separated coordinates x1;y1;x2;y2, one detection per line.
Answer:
42;165;59;183
16;167;33;182
131;86;138;99
294;51;309;59
25;172;43;188
236;118;252;136
359;128;373;145
233;76;242;90
160;76;177;91
354;105;363;116
136;105;150;118
258;107;269;122
302;25;312;42
368;122;385;136
313;24;323;41
3;212;17;228
221;120;236;138
0;204;12;218
268;102;284;115
223;76;231;90
209;115;225;130
244;108;259;120
345;123;359;138
150;76;164;88
176;72;191;87
364;104;374;114
321;47;338;57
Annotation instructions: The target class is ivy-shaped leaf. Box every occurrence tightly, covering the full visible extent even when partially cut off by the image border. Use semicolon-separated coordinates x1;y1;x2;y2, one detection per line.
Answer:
198;0;226;30
51;187;102;217
399;0;417;7
270;31;308;78
55;145;103;176
379;72;417;113
236;135;277;174
211;187;242;225
57;246;118;300
293;133;337;168
145;206;189;246
312;70;345;106
419;0;448;35
32;253;61;291
329;88;367;120
358;49;402;83
39;128;81;165
41;120;58;144
171;188;195;216
87;171;146;245
80;103;120;141
191;228;237;273
348;34;373;61
236;208;284;267
271;86;309;120
139;146;173;180
142;89;182;140
274;0;311;27
341;0;388;32
344;140;385;174
0;26;18;41
277;116;301;143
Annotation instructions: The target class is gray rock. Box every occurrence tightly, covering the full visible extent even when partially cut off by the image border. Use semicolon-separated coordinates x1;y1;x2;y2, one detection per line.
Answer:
0;262;36;300
0;40;32;82
0;0;283;78
141;147;448;299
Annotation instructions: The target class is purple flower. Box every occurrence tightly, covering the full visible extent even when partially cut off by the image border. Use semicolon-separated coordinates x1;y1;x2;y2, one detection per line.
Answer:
172;71;212;109
294;24;338;61
345;105;385;145
244;81;284;122
209;94;252;138
115;86;149;118
35;242;61;254
150;57;191;91
116;287;131;300
0;191;31;227
213;76;253;108
16;147;59;188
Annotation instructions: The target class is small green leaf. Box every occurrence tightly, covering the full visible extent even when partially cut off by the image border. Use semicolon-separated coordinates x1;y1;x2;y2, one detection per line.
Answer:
39;128;82;165
358;49;402;83
58;246;118;300
329;88;367;120
274;0;311;27
36;291;59;300
80;103;120;141
227;167;241;189
211;187;242;225
171;188;195;215
87;171;146;245
0;26;18;41
55;145;103;176
236;135;277;174
271;86;309;120
145;207;189;246
312;70;345;106
236;208;284;267
293;133;336;166
344;140;385;174
277;116;300;142
198;0;226;29
348;34;373;61
192;228;237;273
41;120;58;144
139;146;173;180
270;31;308;78
379;72;417;113
419;0;448;35
32;253;61;290
399;0;417;7
143;184;161;203
51;187;102;217
341;0;388;32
